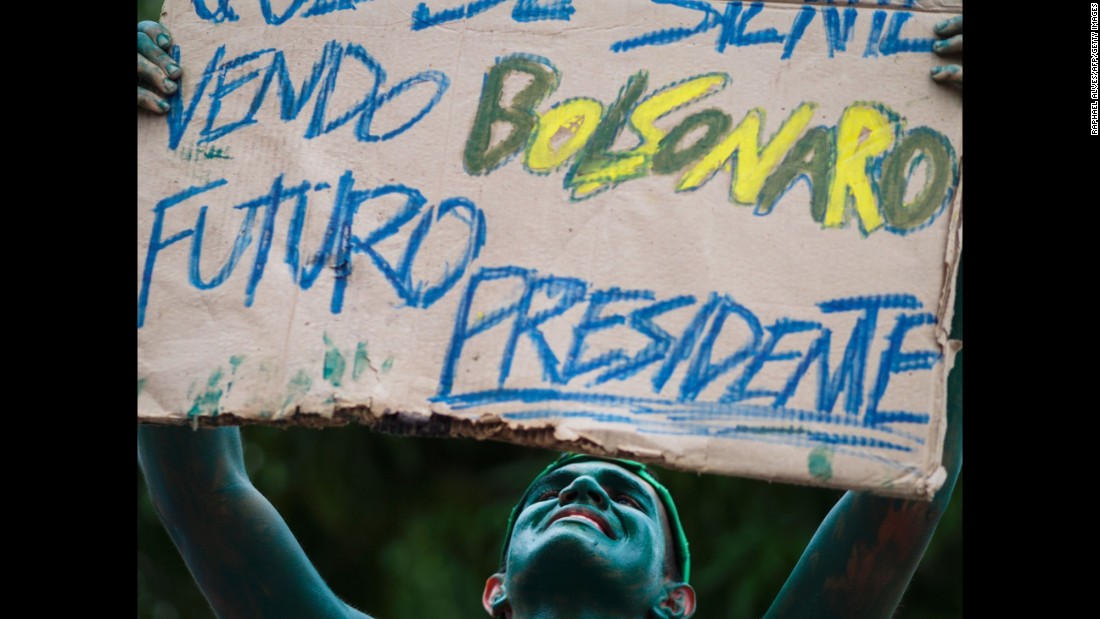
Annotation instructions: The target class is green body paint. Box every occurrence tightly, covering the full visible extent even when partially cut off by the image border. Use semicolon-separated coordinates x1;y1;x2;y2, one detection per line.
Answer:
322;334;346;387
352;342;370;380
137;377;147;397
934;15;962;35
807;446;834;481
499;460;693;618
381;357;394;374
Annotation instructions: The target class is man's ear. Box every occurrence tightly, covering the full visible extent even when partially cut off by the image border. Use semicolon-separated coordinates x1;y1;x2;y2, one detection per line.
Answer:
482;573;511;617
651;583;696;619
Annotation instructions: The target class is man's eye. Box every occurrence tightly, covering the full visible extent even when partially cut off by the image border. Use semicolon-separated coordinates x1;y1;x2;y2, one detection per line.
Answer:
616;495;641;509
536;490;559;502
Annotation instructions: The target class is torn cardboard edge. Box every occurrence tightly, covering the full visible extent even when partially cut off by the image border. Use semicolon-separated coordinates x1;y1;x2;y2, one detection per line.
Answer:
138;396;957;501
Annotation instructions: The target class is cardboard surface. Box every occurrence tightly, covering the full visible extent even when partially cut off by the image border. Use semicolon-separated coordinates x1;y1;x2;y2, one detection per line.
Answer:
138;0;962;498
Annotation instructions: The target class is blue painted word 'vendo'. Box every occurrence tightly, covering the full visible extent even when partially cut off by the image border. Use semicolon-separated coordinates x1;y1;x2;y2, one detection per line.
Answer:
163;41;449;149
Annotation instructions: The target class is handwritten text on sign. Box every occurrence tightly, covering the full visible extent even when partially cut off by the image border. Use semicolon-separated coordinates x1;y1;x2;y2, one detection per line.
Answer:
138;0;962;498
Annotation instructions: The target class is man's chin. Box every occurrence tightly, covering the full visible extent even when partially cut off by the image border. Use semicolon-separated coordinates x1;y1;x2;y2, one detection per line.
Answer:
516;534;605;575
508;530;648;591
505;538;662;615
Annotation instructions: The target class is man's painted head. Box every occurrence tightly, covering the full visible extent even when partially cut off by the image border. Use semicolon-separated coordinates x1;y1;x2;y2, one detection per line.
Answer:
483;454;695;619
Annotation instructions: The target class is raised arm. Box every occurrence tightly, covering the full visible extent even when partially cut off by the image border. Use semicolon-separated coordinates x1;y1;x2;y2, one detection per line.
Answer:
762;354;961;619
138;18;370;616
138;425;373;619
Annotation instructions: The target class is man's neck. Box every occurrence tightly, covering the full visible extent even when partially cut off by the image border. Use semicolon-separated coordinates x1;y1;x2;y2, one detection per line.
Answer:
507;599;649;619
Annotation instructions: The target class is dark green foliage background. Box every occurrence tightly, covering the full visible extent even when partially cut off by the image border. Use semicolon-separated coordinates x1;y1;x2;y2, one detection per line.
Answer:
136;2;962;617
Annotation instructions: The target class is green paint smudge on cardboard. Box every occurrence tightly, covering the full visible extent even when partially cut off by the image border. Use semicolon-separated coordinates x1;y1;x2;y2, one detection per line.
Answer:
282;370;313;410
179;145;233;161
224;355;244;397
382;357;394;374
137;377;147;397
808;446;834;481
187;368;225;418
288;370;312;391
323;333;346;387
352;342;370;380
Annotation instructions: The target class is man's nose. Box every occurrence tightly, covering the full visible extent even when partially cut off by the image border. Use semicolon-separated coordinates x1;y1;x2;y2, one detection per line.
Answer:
559;476;610;508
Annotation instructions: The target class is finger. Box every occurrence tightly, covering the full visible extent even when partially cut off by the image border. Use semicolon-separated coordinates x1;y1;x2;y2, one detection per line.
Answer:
138;53;178;95
934;15;962;37
138;20;173;51
933;33;962;56
138;31;182;80
138;86;171;114
930;65;963;86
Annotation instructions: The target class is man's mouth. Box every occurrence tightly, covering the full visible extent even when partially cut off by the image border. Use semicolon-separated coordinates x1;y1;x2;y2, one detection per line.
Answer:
548;508;616;539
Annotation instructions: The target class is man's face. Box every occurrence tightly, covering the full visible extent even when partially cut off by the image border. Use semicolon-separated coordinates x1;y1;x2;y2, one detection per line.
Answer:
500;461;674;611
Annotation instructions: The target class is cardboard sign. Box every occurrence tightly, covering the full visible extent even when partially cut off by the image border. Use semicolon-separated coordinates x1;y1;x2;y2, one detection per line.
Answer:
138;0;962;498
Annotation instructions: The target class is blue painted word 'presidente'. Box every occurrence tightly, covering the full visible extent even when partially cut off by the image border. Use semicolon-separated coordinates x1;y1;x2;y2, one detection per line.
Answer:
611;1;935;59
138;171;486;328
163;41;449;149
437;266;939;430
